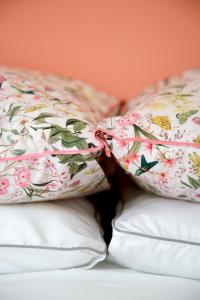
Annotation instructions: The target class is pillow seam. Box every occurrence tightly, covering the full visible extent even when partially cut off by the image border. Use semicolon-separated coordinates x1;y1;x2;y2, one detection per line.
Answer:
0;244;107;254
112;221;200;246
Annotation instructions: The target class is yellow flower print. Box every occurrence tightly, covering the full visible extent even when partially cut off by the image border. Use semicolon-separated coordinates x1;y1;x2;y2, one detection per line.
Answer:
147;102;165;111
194;135;200;144
24;103;47;112
151;115;171;131
189;152;200;177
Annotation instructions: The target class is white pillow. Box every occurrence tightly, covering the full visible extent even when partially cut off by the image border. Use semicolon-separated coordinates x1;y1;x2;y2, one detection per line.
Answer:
109;189;200;280
0;198;106;274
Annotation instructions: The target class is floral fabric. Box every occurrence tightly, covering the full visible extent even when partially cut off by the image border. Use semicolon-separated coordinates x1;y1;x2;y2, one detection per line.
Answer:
0;66;118;203
97;69;200;201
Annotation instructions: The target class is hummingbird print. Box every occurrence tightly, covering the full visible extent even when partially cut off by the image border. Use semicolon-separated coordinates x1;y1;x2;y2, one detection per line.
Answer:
135;154;159;176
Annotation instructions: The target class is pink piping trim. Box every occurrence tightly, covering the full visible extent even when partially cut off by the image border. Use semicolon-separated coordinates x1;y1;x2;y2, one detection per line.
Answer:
0;144;104;162
95;127;200;149
0;100;122;162
0;102;121;162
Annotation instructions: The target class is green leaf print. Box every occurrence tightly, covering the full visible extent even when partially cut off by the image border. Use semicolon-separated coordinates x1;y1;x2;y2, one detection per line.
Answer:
48;136;60;145
6;104;21;121
12;86;35;95
61;137;86;148
187;176;200;189
69;162;87;179
32;180;54;187
60;132;81;143
23;186;34;199
75;140;88;149
130;125;142;153
73;121;87;132
49;126;68;137
12;149;26;155
176;110;198;125
66;119;82;126
33;113;57;122
66;119;87;132
134;124;158;140
11;129;20;135
181;180;193;189
178;93;193;97
47;124;89;149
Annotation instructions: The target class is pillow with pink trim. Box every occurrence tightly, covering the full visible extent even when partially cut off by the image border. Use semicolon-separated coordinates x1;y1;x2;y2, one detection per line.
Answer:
97;69;200;201
0;66;118;203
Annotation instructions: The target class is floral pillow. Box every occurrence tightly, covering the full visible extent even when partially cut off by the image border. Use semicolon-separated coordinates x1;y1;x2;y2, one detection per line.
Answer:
97;69;200;201
0;66;118;203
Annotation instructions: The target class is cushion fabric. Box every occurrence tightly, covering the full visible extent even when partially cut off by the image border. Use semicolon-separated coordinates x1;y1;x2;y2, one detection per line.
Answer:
97;69;200;201
0;197;106;274
0;66;118;203
109;188;200;280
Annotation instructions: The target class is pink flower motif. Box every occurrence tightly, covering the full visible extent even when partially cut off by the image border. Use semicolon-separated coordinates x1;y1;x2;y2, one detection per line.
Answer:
44;159;57;176
130;112;142;119
124;152;139;168
44;86;54;92
0;177;10;195
158;171;168;184
192;117;200;125
14;167;31;187
47;181;62;191
161;158;176;167
144;143;153;156
117;113;142;127
47;172;68;191
129;152;140;162
33;96;40;101
118;140;127;149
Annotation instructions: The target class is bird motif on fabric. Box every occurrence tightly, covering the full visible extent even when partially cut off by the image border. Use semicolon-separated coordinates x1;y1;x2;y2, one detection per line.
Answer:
135;154;159;176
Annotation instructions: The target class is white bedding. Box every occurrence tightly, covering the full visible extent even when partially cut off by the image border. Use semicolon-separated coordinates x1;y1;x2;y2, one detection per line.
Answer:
0;261;200;300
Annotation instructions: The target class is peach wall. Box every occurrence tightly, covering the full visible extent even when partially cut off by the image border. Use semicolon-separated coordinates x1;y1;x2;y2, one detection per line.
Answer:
1;0;200;98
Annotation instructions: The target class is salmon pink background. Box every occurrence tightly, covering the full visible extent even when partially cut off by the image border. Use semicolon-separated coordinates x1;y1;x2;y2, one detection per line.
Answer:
1;0;200;98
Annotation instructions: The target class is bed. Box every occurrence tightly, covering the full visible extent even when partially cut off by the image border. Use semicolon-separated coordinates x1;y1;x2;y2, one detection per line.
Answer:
0;261;200;300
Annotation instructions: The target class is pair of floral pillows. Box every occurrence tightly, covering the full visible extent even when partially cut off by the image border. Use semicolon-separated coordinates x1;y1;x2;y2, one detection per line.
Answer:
0;66;199;204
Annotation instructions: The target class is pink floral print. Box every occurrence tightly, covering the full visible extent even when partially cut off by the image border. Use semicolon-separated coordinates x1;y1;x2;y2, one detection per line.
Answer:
0;178;10;195
14;167;31;188
0;66;115;203
98;68;200;202
117;113;142;127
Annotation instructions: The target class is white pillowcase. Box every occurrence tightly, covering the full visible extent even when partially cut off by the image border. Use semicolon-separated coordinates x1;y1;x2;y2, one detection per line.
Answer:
0;198;106;274
109;189;200;280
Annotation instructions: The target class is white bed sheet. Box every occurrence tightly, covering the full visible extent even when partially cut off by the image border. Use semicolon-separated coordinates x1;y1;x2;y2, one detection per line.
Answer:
0;261;200;300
